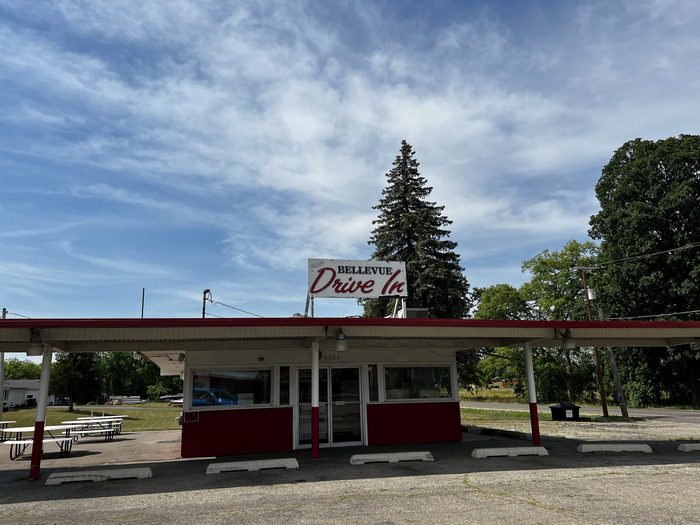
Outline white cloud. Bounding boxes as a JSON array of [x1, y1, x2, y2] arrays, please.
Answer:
[[56, 241, 177, 277], [0, 261, 87, 287], [1, 0, 699, 319]]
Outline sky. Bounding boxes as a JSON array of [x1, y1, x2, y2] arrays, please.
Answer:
[[1, 0, 700, 352]]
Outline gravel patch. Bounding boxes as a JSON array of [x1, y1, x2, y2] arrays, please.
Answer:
[[466, 418, 699, 441]]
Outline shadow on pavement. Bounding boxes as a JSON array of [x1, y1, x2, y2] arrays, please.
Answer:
[[1, 428, 698, 504]]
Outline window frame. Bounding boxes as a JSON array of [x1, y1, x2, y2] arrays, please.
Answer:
[[377, 363, 458, 403], [186, 366, 279, 410]]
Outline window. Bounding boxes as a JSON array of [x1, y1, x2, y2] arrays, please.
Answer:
[[384, 367, 452, 400], [192, 370, 272, 406]]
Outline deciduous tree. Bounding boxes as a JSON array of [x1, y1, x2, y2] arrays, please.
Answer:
[[98, 352, 182, 400], [589, 134, 700, 407], [50, 353, 101, 410], [4, 358, 41, 379]]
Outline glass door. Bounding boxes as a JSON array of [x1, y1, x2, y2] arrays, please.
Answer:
[[297, 367, 362, 447], [330, 367, 362, 444]]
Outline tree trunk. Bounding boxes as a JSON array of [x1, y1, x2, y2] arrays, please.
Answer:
[[692, 379, 700, 409], [563, 350, 574, 401]]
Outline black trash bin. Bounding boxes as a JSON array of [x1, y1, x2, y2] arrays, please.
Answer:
[[549, 402, 581, 421]]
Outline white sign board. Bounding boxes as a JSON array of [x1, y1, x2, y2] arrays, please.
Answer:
[[308, 259, 408, 298]]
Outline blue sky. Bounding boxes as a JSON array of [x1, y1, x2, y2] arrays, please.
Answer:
[[1, 0, 699, 342]]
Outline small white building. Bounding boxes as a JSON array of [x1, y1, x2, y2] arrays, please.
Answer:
[[2, 379, 55, 408]]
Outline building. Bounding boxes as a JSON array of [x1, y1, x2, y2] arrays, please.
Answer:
[[3, 316, 700, 468], [2, 379, 55, 408]]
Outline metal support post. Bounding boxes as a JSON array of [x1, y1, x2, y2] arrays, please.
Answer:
[[29, 346, 52, 480], [311, 341, 320, 459], [524, 344, 542, 447]]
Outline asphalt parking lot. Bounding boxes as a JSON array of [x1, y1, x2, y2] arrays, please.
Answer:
[[1, 429, 699, 524]]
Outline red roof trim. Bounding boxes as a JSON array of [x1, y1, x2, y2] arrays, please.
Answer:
[[2, 317, 700, 329]]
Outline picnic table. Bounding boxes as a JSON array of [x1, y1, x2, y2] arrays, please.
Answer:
[[1, 425, 83, 460], [77, 414, 128, 420], [0, 421, 17, 442], [61, 417, 124, 441]]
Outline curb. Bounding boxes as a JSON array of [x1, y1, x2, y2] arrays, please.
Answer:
[[471, 446, 549, 458], [577, 443, 653, 453]]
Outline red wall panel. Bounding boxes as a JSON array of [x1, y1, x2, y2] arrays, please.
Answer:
[[367, 402, 462, 446], [181, 407, 293, 457]]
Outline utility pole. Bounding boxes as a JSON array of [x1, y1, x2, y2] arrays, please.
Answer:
[[597, 306, 630, 418], [202, 290, 211, 319], [581, 270, 609, 417], [580, 270, 629, 418]]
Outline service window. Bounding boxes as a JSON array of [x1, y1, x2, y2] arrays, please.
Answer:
[[384, 366, 452, 400], [192, 370, 272, 406]]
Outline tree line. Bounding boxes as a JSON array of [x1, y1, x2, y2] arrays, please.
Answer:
[[4, 353, 182, 409], [365, 135, 700, 408]]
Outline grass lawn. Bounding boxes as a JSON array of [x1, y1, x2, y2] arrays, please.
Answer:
[[2, 405, 182, 432], [461, 407, 553, 423], [460, 407, 641, 425], [460, 387, 524, 403]]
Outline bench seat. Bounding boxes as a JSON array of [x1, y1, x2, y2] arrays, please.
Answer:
[[67, 428, 116, 441], [4, 437, 72, 446], [4, 437, 73, 460]]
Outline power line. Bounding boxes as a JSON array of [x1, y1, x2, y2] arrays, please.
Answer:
[[576, 241, 700, 271], [209, 299, 265, 318], [606, 308, 700, 320], [6, 312, 31, 319]]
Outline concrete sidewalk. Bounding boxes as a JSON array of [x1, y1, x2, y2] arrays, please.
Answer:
[[0, 430, 183, 473]]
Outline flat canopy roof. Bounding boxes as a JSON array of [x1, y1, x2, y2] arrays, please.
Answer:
[[3, 317, 699, 375], [2, 317, 700, 351]]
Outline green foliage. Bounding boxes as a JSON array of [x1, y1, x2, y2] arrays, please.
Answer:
[[476, 349, 526, 395], [146, 382, 171, 401], [456, 351, 481, 388], [50, 353, 101, 406], [472, 242, 601, 404], [473, 284, 531, 320], [363, 140, 472, 318], [98, 352, 182, 399], [590, 135, 700, 407], [520, 240, 599, 321], [535, 349, 596, 403], [3, 358, 41, 379]]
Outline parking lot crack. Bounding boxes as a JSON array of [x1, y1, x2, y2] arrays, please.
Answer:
[[463, 476, 576, 518]]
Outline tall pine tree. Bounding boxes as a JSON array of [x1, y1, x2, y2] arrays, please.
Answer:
[[363, 140, 471, 318]]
